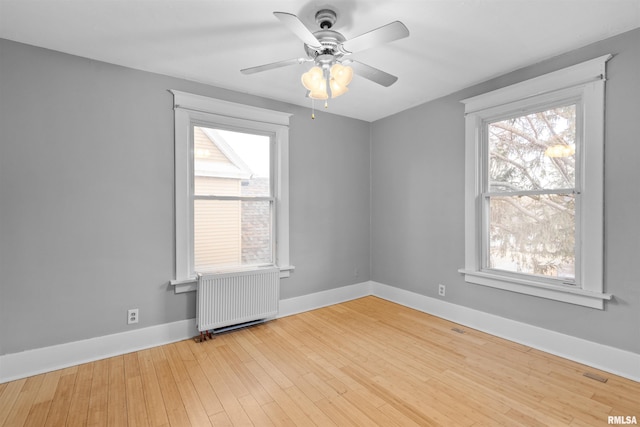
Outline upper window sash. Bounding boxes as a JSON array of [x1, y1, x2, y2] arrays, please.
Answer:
[[459, 55, 612, 309]]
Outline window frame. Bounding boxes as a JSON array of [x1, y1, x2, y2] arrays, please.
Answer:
[[170, 91, 293, 293], [459, 55, 612, 309]]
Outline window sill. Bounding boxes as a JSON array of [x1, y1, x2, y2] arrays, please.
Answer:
[[170, 265, 295, 294], [458, 269, 612, 309]]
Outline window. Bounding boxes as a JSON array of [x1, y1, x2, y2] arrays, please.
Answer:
[[193, 127, 273, 271], [486, 104, 578, 281], [170, 91, 292, 292], [460, 55, 612, 309]]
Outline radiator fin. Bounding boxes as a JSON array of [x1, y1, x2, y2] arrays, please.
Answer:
[[196, 267, 280, 332]]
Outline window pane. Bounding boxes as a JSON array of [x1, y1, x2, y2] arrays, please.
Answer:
[[194, 199, 272, 271], [488, 105, 576, 192], [488, 193, 575, 280], [193, 126, 271, 197]]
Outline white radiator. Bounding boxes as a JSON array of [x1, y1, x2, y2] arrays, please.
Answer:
[[196, 267, 280, 333]]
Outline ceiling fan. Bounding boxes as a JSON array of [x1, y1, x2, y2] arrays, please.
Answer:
[[241, 9, 409, 101]]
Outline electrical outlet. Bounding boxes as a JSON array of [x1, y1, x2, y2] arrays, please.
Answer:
[[128, 308, 139, 325], [438, 284, 446, 297]]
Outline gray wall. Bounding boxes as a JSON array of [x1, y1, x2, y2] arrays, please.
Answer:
[[371, 28, 640, 353], [0, 39, 371, 355]]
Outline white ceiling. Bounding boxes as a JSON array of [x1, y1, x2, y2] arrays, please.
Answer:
[[1, 0, 639, 122]]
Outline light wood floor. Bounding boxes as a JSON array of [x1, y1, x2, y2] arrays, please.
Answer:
[[1, 297, 638, 426]]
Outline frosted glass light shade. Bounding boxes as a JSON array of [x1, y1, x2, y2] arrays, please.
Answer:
[[329, 79, 348, 97], [302, 66, 328, 99], [309, 87, 329, 100], [301, 66, 324, 91], [330, 64, 353, 86]]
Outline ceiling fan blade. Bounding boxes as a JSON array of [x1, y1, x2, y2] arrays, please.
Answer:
[[347, 60, 398, 87], [340, 21, 409, 54], [273, 12, 322, 49], [241, 58, 307, 75]]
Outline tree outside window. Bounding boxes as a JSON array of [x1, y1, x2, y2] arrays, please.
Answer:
[[485, 104, 577, 282]]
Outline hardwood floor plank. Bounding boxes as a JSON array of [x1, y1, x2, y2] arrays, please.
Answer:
[[339, 366, 440, 426], [44, 369, 76, 426], [163, 343, 212, 426], [86, 359, 109, 427], [106, 357, 127, 427], [193, 349, 253, 426], [226, 334, 276, 406], [149, 347, 192, 427], [207, 411, 233, 427], [378, 404, 426, 427], [231, 331, 294, 390], [238, 393, 275, 426], [181, 356, 225, 417], [206, 344, 250, 398], [592, 391, 639, 414], [503, 408, 547, 427], [322, 394, 378, 426], [442, 369, 574, 425], [260, 401, 297, 427], [1, 376, 43, 427], [286, 374, 325, 403], [314, 397, 359, 427], [123, 353, 150, 427], [66, 363, 93, 426], [340, 390, 406, 427], [0, 378, 27, 426], [136, 349, 170, 427], [243, 361, 316, 426], [369, 373, 464, 426], [282, 383, 336, 426]]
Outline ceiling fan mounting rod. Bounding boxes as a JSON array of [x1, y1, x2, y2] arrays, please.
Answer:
[[315, 9, 337, 29]]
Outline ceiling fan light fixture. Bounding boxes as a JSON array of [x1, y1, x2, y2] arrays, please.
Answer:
[[308, 86, 329, 100], [302, 65, 329, 99], [301, 66, 324, 92], [329, 78, 349, 97], [330, 63, 353, 86], [302, 63, 352, 100]]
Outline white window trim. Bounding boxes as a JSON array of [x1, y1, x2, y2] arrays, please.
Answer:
[[169, 91, 294, 293], [459, 55, 613, 309]]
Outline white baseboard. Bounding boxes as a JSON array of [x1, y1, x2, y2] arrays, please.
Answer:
[[0, 319, 196, 384], [2, 280, 638, 383], [278, 281, 372, 318]]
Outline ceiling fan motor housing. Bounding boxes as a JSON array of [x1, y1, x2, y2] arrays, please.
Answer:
[[304, 9, 347, 65]]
